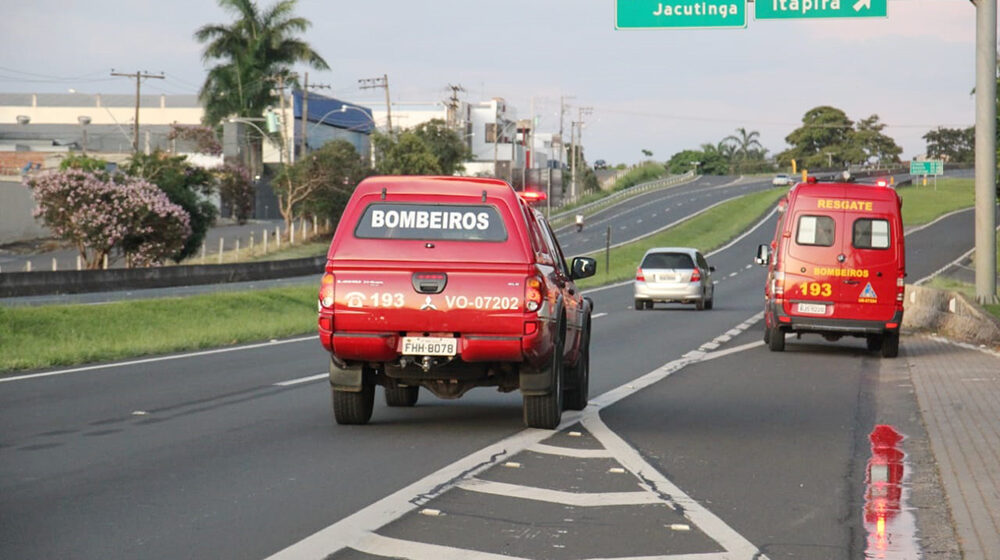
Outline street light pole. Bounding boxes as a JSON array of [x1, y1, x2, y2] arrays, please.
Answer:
[[974, 0, 998, 304]]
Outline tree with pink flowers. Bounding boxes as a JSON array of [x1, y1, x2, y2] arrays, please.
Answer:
[[25, 169, 191, 269]]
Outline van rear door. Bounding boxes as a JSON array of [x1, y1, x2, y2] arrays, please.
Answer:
[[837, 202, 900, 321], [785, 205, 842, 318]]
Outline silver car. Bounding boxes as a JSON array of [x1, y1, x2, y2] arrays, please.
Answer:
[[633, 247, 715, 311]]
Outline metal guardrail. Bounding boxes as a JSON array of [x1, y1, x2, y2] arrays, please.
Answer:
[[551, 170, 696, 222]]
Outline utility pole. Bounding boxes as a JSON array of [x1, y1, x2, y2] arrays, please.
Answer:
[[110, 70, 164, 153], [299, 72, 331, 158], [974, 0, 998, 303], [359, 74, 391, 132], [571, 106, 592, 199], [570, 120, 578, 200], [445, 84, 465, 129]]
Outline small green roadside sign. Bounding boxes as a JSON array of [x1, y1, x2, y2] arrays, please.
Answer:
[[910, 160, 944, 176], [755, 0, 887, 20], [616, 0, 747, 29]]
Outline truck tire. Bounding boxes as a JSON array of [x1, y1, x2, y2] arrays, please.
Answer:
[[524, 331, 564, 429], [880, 331, 899, 358], [385, 385, 419, 407], [767, 325, 785, 352], [332, 376, 375, 425], [564, 320, 590, 411]]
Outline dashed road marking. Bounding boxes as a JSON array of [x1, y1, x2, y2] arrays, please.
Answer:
[[274, 373, 327, 386]]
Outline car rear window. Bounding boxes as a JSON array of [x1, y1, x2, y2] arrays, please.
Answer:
[[853, 218, 890, 249], [641, 252, 694, 269], [354, 203, 508, 241], [796, 215, 835, 247]]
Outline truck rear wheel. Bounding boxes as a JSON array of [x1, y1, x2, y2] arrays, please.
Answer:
[[564, 321, 590, 411], [767, 326, 785, 352], [332, 377, 375, 425], [880, 331, 899, 358], [524, 332, 564, 429], [385, 385, 419, 407]]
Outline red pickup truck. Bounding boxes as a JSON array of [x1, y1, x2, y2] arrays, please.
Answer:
[[318, 176, 597, 429]]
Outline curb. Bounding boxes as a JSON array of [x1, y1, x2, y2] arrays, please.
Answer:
[[902, 284, 1000, 350]]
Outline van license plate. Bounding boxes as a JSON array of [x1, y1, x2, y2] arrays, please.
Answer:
[[402, 337, 457, 356], [797, 303, 826, 314]]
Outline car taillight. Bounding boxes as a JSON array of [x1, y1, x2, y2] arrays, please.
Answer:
[[690, 269, 700, 283], [319, 273, 335, 309], [635, 268, 645, 282], [772, 271, 785, 297], [525, 276, 543, 312]]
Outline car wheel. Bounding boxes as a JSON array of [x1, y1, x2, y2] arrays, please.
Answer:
[[695, 296, 706, 311], [564, 319, 590, 411], [634, 298, 644, 311], [524, 329, 564, 429], [880, 331, 899, 358], [384, 385, 419, 407], [332, 375, 375, 425], [705, 293, 714, 310], [866, 334, 883, 352], [767, 325, 785, 352]]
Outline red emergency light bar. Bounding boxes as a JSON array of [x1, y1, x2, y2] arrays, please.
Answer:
[[519, 190, 547, 203]]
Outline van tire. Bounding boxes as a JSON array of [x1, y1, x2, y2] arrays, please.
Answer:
[[866, 334, 883, 352], [767, 326, 785, 352], [524, 331, 564, 429], [385, 385, 419, 407], [332, 382, 375, 425], [880, 332, 899, 358], [564, 320, 590, 411]]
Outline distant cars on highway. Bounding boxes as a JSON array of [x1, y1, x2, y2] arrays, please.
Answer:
[[633, 247, 715, 311], [772, 173, 794, 187], [594, 159, 607, 170]]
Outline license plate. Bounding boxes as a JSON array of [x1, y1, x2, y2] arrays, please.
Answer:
[[657, 273, 678, 282], [401, 337, 457, 356], [797, 302, 827, 314]]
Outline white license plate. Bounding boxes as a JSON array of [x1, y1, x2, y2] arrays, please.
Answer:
[[656, 274, 678, 282], [797, 302, 827, 314], [401, 337, 457, 356]]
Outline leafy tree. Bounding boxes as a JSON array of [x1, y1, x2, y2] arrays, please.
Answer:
[[722, 127, 768, 172], [372, 131, 441, 175], [412, 119, 471, 175], [778, 106, 856, 169], [25, 169, 190, 268], [168, 124, 223, 156], [194, 0, 329, 126], [124, 151, 218, 262], [216, 162, 255, 223], [59, 154, 110, 173], [667, 148, 727, 175], [851, 115, 902, 165], [274, 139, 369, 230], [923, 126, 974, 163], [641, 149, 653, 159]]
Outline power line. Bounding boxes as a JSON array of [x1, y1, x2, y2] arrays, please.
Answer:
[[110, 70, 165, 153]]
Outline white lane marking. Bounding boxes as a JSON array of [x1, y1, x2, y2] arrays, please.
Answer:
[[457, 479, 661, 507], [728, 272, 738, 278], [905, 206, 973, 235], [706, 205, 778, 258], [913, 222, 1000, 285], [583, 415, 764, 559], [592, 312, 608, 319], [637, 218, 643, 224], [274, 373, 327, 387], [265, 313, 769, 560], [0, 335, 319, 384], [701, 341, 765, 362], [745, 264, 752, 269], [529, 443, 613, 458]]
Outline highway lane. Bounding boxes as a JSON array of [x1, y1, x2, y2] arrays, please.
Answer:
[[0, 180, 975, 559]]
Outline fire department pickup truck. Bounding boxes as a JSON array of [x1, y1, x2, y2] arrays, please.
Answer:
[[317, 176, 597, 429], [755, 177, 905, 357]]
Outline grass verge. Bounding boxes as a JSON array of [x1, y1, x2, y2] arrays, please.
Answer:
[[0, 286, 317, 372], [898, 178, 975, 226]]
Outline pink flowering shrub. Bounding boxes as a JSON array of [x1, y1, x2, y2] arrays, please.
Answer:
[[25, 169, 191, 269], [215, 162, 254, 224]]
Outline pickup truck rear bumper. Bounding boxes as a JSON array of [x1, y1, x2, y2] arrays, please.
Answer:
[[320, 329, 547, 367]]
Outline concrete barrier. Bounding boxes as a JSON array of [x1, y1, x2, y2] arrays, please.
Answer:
[[903, 284, 1000, 348], [0, 257, 325, 298]]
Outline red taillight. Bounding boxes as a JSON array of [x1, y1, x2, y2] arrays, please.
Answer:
[[636, 268, 645, 282], [525, 276, 543, 312], [319, 273, 335, 308], [690, 269, 701, 283], [772, 271, 785, 297], [519, 190, 547, 203], [876, 179, 888, 187]]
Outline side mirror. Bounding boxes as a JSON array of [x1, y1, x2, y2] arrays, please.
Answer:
[[570, 256, 597, 280], [755, 244, 771, 266]]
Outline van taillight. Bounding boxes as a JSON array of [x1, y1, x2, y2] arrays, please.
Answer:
[[525, 276, 543, 312], [636, 268, 645, 282], [896, 274, 905, 303], [319, 273, 335, 309], [772, 271, 785, 297], [690, 269, 701, 283]]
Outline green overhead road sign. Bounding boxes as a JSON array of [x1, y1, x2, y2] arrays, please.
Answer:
[[616, 0, 747, 29], [910, 160, 944, 176], [756, 0, 886, 19]]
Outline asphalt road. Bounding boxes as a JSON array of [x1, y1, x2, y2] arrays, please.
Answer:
[[0, 173, 981, 559]]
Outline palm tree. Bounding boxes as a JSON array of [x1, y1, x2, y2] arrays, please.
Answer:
[[723, 127, 764, 172], [194, 0, 329, 126]]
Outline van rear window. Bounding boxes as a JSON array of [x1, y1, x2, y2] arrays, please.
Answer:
[[354, 203, 508, 241], [853, 218, 890, 249], [796, 215, 835, 247]]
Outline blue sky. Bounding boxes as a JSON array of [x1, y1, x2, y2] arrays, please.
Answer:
[[0, 0, 988, 165]]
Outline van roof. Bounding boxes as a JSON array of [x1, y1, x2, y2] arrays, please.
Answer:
[[788, 181, 900, 202], [354, 175, 516, 200]]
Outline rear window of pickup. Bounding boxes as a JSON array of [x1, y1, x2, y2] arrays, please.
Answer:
[[354, 203, 508, 242]]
